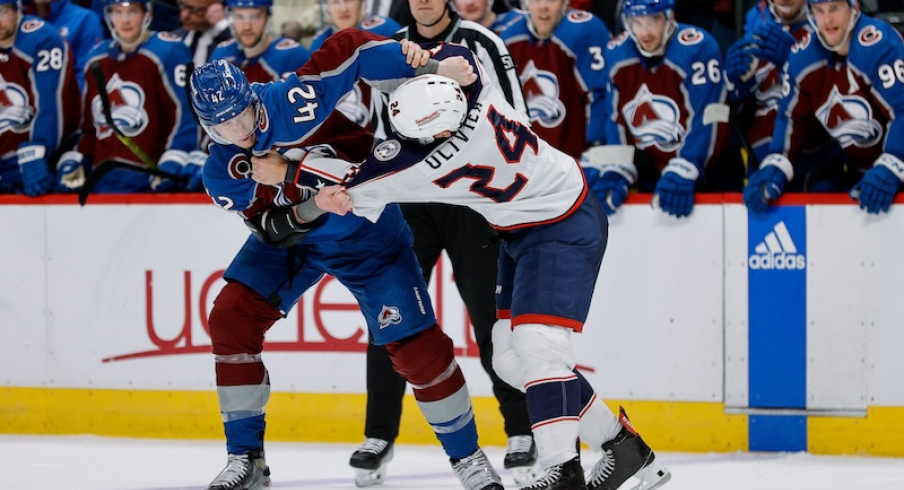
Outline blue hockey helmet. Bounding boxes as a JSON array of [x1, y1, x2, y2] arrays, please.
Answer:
[[190, 59, 261, 145], [621, 0, 674, 18], [0, 0, 20, 10]]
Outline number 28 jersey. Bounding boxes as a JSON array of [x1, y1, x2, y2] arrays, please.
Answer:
[[345, 49, 587, 231]]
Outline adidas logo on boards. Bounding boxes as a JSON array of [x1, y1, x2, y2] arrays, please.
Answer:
[[749, 221, 806, 270]]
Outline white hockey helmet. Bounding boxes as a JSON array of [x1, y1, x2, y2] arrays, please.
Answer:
[[388, 75, 468, 142]]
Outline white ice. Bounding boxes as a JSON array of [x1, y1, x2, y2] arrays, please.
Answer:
[[4, 435, 904, 490]]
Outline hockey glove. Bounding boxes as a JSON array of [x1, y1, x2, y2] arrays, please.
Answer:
[[653, 158, 698, 218], [744, 154, 793, 214], [752, 21, 795, 67], [580, 145, 638, 215], [725, 39, 761, 85], [593, 172, 630, 215], [18, 144, 54, 197], [151, 150, 188, 192], [56, 151, 87, 191], [182, 150, 207, 191], [851, 154, 904, 214]]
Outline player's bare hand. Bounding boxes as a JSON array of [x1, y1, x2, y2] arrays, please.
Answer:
[[314, 184, 353, 215], [437, 56, 476, 86], [400, 39, 430, 68], [251, 151, 288, 186]]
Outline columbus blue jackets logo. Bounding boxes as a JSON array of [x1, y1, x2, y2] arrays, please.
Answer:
[[92, 73, 149, 138], [622, 84, 683, 151], [378, 306, 402, 329], [520, 60, 566, 129], [0, 75, 34, 134], [815, 86, 883, 148], [374, 139, 401, 161]]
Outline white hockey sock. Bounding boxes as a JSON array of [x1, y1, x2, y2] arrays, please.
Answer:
[[579, 394, 622, 450]]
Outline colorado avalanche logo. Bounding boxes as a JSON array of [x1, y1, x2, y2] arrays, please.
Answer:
[[228, 154, 253, 179], [92, 73, 149, 138], [816, 86, 883, 148], [336, 85, 369, 127], [0, 75, 34, 134], [378, 306, 402, 329], [622, 84, 683, 151], [520, 60, 566, 129], [858, 26, 882, 47], [754, 66, 783, 115]]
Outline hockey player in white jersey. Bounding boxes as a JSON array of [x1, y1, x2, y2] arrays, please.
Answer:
[[252, 43, 672, 490]]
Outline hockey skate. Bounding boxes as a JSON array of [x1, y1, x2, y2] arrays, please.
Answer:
[[349, 438, 394, 487], [504, 435, 542, 485], [518, 456, 586, 490], [586, 408, 671, 490], [207, 449, 270, 490], [451, 447, 504, 490]]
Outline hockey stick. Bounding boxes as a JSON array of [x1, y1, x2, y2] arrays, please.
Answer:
[[89, 61, 157, 169], [78, 159, 188, 206]]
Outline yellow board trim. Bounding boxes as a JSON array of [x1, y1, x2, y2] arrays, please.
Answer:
[[3, 388, 902, 456]]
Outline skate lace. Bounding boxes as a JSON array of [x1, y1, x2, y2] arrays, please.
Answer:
[[452, 449, 501, 490], [588, 449, 616, 486], [210, 453, 251, 486], [521, 464, 563, 489], [506, 435, 534, 455], [356, 438, 389, 455]]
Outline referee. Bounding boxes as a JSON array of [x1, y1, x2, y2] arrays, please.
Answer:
[[350, 0, 539, 487]]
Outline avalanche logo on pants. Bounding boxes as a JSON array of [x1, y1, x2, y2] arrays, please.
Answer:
[[378, 306, 402, 329]]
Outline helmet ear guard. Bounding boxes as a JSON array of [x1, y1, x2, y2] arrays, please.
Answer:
[[388, 75, 468, 143]]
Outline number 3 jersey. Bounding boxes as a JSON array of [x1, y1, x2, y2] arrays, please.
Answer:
[[344, 46, 587, 231]]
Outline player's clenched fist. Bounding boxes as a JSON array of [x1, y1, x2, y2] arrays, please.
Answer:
[[315, 184, 353, 215]]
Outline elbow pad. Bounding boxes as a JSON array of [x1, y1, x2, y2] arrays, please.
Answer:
[[244, 207, 314, 248]]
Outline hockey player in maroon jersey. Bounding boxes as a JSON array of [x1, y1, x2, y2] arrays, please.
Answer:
[[0, 0, 80, 196], [601, 0, 730, 218], [724, 0, 813, 167], [56, 0, 202, 194], [209, 0, 310, 83], [743, 0, 904, 214]]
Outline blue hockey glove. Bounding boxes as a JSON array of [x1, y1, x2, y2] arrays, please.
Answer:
[[183, 150, 207, 191], [580, 145, 637, 215], [851, 154, 904, 214], [17, 144, 54, 197], [725, 39, 761, 85], [56, 151, 87, 192], [151, 150, 188, 192], [752, 21, 795, 67], [743, 154, 793, 214], [593, 172, 630, 215], [653, 158, 698, 218]]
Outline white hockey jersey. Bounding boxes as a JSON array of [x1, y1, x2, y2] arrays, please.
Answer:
[[343, 71, 587, 230]]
